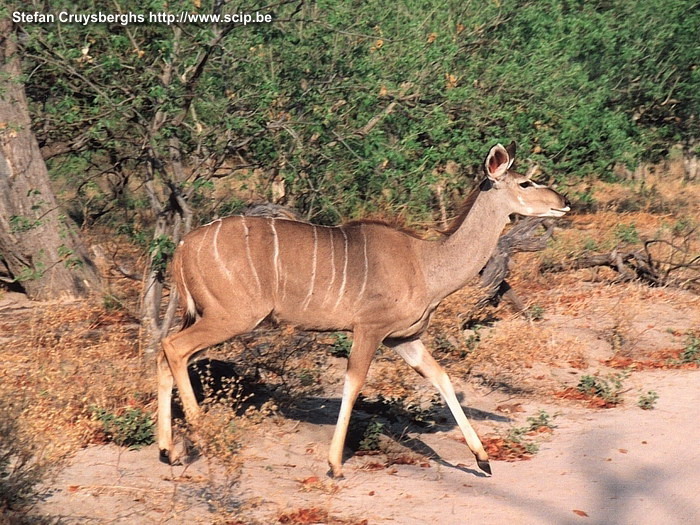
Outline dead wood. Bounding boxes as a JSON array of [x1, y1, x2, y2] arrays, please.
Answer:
[[541, 234, 700, 291], [476, 217, 556, 312]]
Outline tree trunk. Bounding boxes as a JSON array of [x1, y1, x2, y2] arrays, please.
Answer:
[[0, 19, 101, 300]]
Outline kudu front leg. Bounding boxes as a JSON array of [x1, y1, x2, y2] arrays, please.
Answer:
[[328, 330, 381, 478], [389, 338, 491, 475]]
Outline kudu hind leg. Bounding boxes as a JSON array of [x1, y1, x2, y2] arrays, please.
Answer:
[[159, 315, 258, 464], [391, 339, 491, 474], [157, 351, 175, 462]]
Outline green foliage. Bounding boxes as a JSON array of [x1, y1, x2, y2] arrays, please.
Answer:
[[9, 215, 42, 234], [15, 0, 700, 229], [91, 406, 155, 449], [527, 304, 545, 321], [358, 417, 385, 451], [615, 224, 641, 244], [328, 332, 352, 358], [464, 324, 484, 353], [148, 235, 176, 275], [577, 371, 629, 405], [12, 261, 45, 283], [297, 369, 317, 387], [525, 410, 556, 431], [505, 410, 557, 455], [637, 390, 659, 410], [674, 333, 700, 364], [57, 244, 84, 269]]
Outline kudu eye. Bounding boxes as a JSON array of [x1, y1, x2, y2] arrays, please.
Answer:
[[519, 180, 534, 189]]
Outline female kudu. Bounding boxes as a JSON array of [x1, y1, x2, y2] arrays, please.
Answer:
[[157, 142, 569, 477]]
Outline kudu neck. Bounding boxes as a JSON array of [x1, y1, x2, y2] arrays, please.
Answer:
[[422, 187, 511, 301]]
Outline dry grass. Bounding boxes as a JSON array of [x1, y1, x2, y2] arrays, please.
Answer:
[[0, 301, 149, 457], [0, 299, 152, 520], [464, 320, 584, 372]]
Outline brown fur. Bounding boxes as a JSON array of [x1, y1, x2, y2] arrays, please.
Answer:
[[439, 179, 490, 236]]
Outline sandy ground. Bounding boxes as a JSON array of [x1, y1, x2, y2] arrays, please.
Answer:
[[36, 367, 700, 524]]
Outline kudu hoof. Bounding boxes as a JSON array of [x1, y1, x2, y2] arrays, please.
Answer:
[[327, 466, 345, 479], [159, 448, 182, 465], [477, 458, 492, 475]]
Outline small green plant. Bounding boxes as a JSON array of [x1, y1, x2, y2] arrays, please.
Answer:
[[102, 293, 124, 311], [582, 237, 599, 252], [671, 217, 695, 236], [577, 371, 629, 405], [92, 407, 155, 449], [615, 224, 640, 244], [573, 189, 596, 210], [525, 410, 556, 431], [297, 369, 317, 387], [464, 324, 483, 352], [358, 418, 385, 451], [675, 333, 700, 364], [637, 391, 659, 410], [503, 410, 557, 456], [527, 304, 545, 321], [329, 332, 352, 358]]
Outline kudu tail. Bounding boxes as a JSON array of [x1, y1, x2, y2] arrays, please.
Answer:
[[172, 245, 196, 330]]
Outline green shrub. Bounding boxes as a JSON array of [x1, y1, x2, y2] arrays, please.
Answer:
[[676, 334, 700, 364], [328, 333, 352, 358], [92, 406, 155, 449], [358, 418, 385, 452], [577, 371, 629, 405], [637, 391, 659, 410]]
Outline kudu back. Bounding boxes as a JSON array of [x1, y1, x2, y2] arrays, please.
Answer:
[[157, 142, 569, 477]]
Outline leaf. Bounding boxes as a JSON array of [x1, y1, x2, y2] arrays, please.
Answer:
[[298, 476, 320, 486], [573, 509, 589, 517]]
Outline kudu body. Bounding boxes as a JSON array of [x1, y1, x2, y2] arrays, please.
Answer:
[[157, 142, 569, 477]]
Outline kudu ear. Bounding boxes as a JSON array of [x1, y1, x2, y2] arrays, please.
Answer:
[[484, 142, 516, 181]]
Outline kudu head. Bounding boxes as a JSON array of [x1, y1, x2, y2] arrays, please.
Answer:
[[483, 142, 570, 218]]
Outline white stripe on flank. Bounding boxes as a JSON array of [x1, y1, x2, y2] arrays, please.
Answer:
[[270, 218, 280, 296], [180, 263, 196, 319], [328, 228, 336, 288], [356, 225, 369, 303], [334, 227, 349, 308], [242, 217, 262, 294], [197, 222, 210, 262], [302, 226, 318, 310], [212, 219, 235, 285], [321, 227, 336, 306]]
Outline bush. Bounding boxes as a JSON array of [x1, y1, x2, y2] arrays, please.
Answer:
[[577, 371, 629, 406], [92, 406, 155, 449], [18, 0, 699, 231], [637, 391, 659, 410]]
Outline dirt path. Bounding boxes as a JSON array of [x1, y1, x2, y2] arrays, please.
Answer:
[[37, 368, 700, 524]]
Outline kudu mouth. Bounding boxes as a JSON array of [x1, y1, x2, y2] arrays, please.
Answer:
[[545, 206, 570, 217], [543, 194, 570, 218]]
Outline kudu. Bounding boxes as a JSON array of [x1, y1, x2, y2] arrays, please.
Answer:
[[157, 142, 569, 477]]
